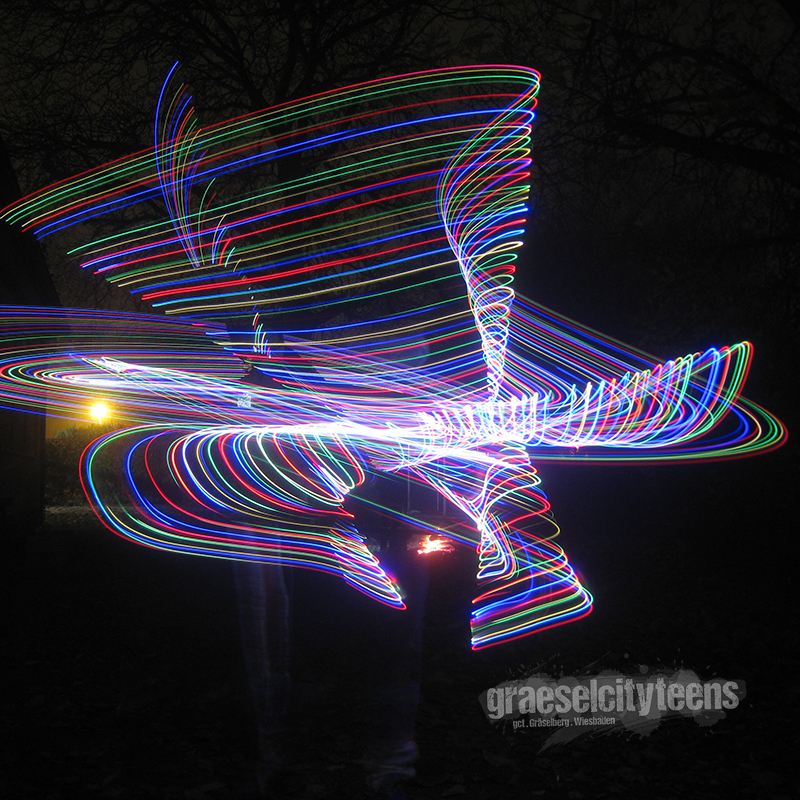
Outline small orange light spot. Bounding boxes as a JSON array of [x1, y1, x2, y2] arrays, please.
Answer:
[[417, 535, 455, 555]]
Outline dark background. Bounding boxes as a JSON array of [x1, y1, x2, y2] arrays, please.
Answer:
[[1, 1, 797, 797]]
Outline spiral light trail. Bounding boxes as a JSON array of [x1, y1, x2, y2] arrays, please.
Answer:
[[0, 66, 785, 648]]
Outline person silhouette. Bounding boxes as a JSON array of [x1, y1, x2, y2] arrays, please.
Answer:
[[232, 333, 435, 799]]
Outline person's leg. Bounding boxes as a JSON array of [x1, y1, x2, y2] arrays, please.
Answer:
[[232, 561, 291, 791], [362, 536, 429, 798]]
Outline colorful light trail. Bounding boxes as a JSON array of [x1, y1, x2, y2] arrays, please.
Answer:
[[0, 66, 786, 648]]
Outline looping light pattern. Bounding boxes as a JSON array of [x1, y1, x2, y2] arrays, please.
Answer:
[[0, 66, 786, 648]]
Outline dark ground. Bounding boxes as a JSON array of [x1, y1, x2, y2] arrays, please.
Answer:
[[2, 449, 798, 800]]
